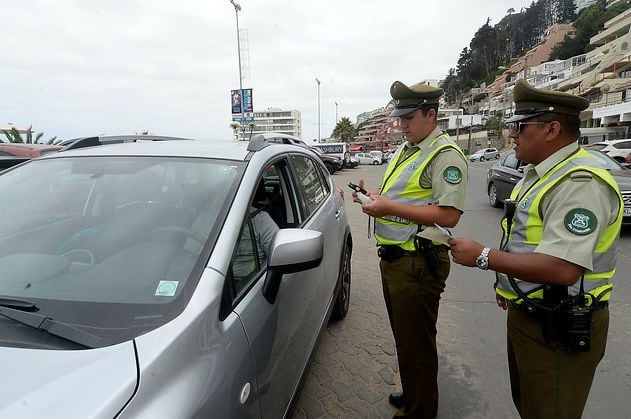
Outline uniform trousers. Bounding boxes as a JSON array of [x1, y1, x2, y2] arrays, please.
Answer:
[[507, 305, 609, 419], [380, 247, 450, 419]]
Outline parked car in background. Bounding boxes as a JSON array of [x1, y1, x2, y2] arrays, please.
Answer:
[[352, 152, 382, 165], [587, 139, 631, 162], [0, 143, 63, 158], [487, 149, 631, 224], [0, 135, 352, 418], [310, 147, 343, 173], [369, 150, 387, 164], [469, 147, 500, 162]]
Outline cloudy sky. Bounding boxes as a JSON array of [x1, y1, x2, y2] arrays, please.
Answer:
[[1, 0, 533, 143]]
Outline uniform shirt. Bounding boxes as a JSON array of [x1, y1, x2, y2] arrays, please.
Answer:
[[399, 126, 468, 212], [517, 143, 620, 271]]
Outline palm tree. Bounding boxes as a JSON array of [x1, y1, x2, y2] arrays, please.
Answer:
[[332, 117, 356, 143], [1, 126, 56, 144]]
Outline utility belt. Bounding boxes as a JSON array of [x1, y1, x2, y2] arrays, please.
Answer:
[[378, 238, 448, 276], [511, 299, 608, 316], [510, 292, 608, 352]]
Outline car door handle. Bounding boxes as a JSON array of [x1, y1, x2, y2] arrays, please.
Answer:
[[335, 208, 343, 219]]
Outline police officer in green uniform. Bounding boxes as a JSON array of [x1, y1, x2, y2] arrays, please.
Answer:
[[359, 81, 468, 418], [449, 79, 623, 419]]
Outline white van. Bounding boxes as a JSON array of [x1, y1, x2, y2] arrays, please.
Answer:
[[312, 143, 351, 168]]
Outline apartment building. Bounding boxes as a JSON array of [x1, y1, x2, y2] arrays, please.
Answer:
[[232, 108, 301, 141]]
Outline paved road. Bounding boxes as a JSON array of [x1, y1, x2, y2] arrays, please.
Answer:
[[293, 161, 631, 419]]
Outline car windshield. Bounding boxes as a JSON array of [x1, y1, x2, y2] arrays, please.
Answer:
[[0, 156, 243, 345]]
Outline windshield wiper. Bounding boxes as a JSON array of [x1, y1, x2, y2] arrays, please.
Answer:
[[0, 302, 110, 348], [0, 298, 38, 312]]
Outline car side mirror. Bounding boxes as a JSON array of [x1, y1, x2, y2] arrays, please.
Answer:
[[262, 229, 323, 304], [517, 166, 524, 173]]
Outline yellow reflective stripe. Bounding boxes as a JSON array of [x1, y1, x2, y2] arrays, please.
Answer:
[[495, 286, 544, 302], [584, 268, 616, 280]]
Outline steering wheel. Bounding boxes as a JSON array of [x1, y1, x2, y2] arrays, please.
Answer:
[[149, 226, 206, 246]]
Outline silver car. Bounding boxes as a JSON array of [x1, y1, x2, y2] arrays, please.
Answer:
[[0, 136, 352, 418], [469, 147, 500, 162]]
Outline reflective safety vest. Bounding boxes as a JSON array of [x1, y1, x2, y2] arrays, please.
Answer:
[[495, 148, 623, 305], [374, 133, 465, 251]]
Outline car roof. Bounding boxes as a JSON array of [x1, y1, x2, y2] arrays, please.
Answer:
[[48, 139, 253, 161], [42, 135, 313, 163]]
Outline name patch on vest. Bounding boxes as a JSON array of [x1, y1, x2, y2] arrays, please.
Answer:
[[382, 215, 411, 225], [443, 166, 462, 184], [564, 208, 597, 235]]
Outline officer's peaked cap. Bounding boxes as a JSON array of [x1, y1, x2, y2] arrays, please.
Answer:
[[390, 81, 443, 117], [506, 79, 589, 123]]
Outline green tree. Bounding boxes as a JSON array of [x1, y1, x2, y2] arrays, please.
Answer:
[[332, 117, 356, 142], [550, 0, 631, 60]]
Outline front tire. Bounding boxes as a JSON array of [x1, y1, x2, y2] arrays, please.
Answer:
[[480, 156, 485, 162], [488, 183, 502, 208], [330, 242, 351, 321], [325, 162, 335, 174]]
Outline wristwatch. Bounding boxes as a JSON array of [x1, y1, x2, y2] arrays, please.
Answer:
[[475, 247, 491, 270]]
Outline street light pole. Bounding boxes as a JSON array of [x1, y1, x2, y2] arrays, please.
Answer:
[[335, 101, 338, 124], [230, 0, 244, 140], [316, 78, 321, 142]]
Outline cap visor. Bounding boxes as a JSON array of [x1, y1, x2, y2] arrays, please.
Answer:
[[389, 107, 418, 117], [505, 112, 547, 123]]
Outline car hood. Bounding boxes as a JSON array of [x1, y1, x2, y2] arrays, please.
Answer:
[[0, 341, 137, 418]]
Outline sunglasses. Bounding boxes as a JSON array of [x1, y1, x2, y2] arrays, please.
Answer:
[[507, 120, 553, 133]]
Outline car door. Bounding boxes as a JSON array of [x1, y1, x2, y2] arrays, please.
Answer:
[[233, 157, 327, 418]]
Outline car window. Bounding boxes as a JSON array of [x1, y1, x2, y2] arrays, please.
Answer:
[[614, 141, 631, 149], [503, 152, 520, 170], [290, 155, 328, 217], [590, 144, 607, 151], [232, 222, 258, 287]]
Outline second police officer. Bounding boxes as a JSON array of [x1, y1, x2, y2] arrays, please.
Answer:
[[449, 79, 623, 419]]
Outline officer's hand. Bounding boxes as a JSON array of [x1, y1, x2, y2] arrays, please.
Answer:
[[361, 194, 388, 217], [495, 293, 508, 310], [447, 237, 485, 267]]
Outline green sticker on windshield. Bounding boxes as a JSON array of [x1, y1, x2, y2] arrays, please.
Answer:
[[564, 208, 597, 235], [155, 280, 179, 297], [443, 166, 462, 184]]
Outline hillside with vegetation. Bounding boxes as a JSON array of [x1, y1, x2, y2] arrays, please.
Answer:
[[442, 0, 631, 104]]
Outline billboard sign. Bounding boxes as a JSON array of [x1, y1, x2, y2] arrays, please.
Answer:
[[231, 88, 253, 115]]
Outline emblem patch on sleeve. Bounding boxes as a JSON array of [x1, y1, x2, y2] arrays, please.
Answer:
[[564, 208, 597, 235], [443, 166, 462, 184]]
